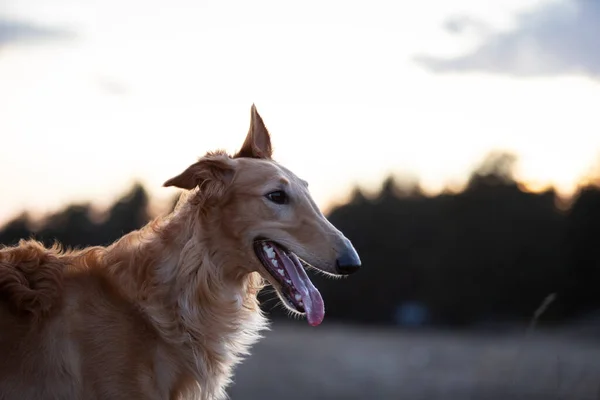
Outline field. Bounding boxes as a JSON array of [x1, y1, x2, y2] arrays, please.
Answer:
[[228, 322, 600, 400]]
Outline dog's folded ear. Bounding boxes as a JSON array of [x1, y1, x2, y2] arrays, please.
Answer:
[[234, 104, 273, 159], [163, 152, 234, 203]]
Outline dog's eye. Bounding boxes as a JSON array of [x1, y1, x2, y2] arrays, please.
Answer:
[[266, 190, 288, 205]]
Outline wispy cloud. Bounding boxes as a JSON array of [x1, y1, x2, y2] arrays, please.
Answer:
[[0, 18, 73, 48], [96, 76, 129, 96], [414, 0, 600, 79]]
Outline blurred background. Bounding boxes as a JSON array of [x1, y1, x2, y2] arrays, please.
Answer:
[[2, 0, 600, 398]]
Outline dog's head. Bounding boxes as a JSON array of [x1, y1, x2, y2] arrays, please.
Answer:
[[163, 105, 361, 326]]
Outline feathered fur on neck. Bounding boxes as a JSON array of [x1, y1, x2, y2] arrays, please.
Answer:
[[101, 192, 268, 400]]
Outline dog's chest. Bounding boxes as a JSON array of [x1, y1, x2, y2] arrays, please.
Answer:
[[171, 299, 268, 400]]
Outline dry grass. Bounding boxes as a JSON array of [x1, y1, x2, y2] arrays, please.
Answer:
[[228, 322, 600, 400]]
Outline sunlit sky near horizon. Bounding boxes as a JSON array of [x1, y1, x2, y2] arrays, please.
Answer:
[[2, 0, 600, 225]]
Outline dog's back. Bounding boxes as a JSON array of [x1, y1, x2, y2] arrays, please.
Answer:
[[0, 240, 73, 399], [0, 240, 167, 400], [0, 240, 65, 321]]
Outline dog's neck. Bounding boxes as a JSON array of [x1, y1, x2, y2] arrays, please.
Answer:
[[103, 195, 268, 400]]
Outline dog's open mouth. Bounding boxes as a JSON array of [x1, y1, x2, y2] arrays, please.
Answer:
[[253, 240, 325, 326]]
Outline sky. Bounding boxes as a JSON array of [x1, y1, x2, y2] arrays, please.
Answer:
[[1, 0, 600, 225]]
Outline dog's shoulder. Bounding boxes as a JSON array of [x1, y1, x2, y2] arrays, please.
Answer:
[[0, 239, 67, 321]]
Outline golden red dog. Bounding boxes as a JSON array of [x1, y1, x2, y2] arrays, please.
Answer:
[[0, 105, 361, 400]]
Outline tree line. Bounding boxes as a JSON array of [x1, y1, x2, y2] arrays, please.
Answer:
[[1, 152, 599, 329]]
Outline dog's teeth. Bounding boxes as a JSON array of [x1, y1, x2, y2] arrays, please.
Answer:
[[272, 259, 278, 267], [295, 293, 302, 302], [286, 279, 292, 284], [264, 246, 276, 259], [278, 269, 285, 276]]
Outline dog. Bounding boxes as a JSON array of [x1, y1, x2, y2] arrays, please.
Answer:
[[0, 105, 361, 400]]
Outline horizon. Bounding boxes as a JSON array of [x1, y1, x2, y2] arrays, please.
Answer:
[[2, 0, 600, 226]]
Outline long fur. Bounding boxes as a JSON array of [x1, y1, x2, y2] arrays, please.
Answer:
[[0, 193, 267, 400]]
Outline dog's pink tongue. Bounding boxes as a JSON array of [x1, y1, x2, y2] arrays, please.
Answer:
[[279, 251, 325, 326]]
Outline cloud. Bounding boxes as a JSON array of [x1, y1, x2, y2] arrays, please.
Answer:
[[0, 18, 73, 48], [96, 76, 129, 96], [414, 0, 600, 78]]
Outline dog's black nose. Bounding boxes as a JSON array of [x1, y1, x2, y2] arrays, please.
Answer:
[[335, 240, 361, 275]]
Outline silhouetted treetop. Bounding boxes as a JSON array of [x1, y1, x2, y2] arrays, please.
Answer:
[[467, 151, 519, 190]]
